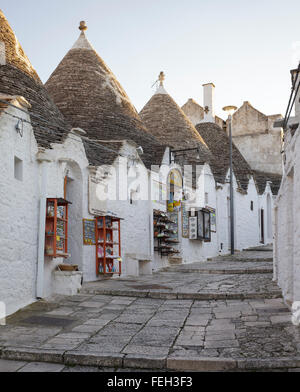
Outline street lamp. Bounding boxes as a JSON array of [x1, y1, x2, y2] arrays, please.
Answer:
[[223, 105, 237, 255]]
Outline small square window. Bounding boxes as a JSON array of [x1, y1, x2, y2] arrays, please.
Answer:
[[14, 156, 23, 181]]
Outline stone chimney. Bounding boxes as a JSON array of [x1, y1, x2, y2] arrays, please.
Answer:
[[202, 83, 215, 123]]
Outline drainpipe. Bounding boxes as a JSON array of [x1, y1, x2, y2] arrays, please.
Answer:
[[36, 148, 52, 299]]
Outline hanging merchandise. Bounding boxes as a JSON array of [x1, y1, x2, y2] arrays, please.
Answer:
[[153, 210, 180, 257], [168, 202, 174, 212]]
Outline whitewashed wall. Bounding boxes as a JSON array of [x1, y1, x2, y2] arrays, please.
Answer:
[[182, 164, 219, 263], [0, 102, 39, 316], [274, 124, 300, 306], [41, 131, 90, 296]]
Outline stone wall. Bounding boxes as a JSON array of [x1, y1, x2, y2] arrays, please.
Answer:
[[231, 102, 282, 175]]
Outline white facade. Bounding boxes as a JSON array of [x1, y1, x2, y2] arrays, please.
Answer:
[[274, 70, 300, 307]]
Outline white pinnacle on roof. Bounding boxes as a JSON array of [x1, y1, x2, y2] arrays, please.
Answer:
[[155, 71, 168, 95], [72, 21, 95, 51]]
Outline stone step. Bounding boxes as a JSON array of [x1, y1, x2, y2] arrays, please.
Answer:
[[168, 257, 183, 265], [218, 257, 273, 263], [80, 287, 282, 300], [160, 267, 273, 275], [244, 246, 273, 252], [1, 347, 300, 372]]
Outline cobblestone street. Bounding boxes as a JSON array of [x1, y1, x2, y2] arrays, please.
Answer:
[[1, 248, 300, 372]]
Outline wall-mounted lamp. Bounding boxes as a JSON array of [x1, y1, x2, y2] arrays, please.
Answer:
[[136, 146, 144, 156], [15, 119, 23, 138]]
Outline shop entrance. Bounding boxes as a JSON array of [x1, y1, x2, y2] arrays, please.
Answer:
[[64, 162, 83, 270]]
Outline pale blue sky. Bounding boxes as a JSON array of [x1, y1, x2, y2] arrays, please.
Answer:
[[2, 0, 300, 118]]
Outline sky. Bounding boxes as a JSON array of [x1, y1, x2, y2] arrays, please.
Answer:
[[1, 0, 300, 118]]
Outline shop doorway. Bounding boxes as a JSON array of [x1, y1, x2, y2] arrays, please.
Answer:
[[267, 194, 272, 243], [260, 209, 265, 244], [64, 162, 83, 270]]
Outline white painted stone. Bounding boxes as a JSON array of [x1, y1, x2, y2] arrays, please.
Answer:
[[52, 271, 83, 296]]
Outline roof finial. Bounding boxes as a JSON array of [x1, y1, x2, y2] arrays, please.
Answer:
[[79, 21, 88, 32], [159, 71, 165, 86]]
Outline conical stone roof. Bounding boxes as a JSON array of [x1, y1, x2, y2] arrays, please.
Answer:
[[139, 76, 212, 165], [0, 10, 69, 147], [196, 122, 252, 190], [45, 22, 166, 169]]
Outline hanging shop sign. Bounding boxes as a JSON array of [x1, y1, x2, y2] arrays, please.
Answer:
[[83, 219, 96, 246]]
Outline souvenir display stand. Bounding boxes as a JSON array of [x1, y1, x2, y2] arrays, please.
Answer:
[[45, 198, 70, 258], [96, 216, 122, 276], [153, 210, 180, 257]]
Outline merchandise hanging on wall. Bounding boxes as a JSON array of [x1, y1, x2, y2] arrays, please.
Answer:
[[153, 210, 180, 257], [83, 219, 96, 245], [181, 202, 189, 238]]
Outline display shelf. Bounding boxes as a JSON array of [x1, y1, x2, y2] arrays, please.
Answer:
[[45, 198, 70, 259], [153, 210, 180, 258], [96, 216, 122, 276]]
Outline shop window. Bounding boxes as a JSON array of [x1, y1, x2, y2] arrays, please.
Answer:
[[14, 156, 23, 181], [197, 209, 211, 242]]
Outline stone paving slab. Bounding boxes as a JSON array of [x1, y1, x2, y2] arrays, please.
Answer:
[[0, 359, 27, 372]]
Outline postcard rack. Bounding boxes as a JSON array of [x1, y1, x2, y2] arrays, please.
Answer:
[[45, 198, 70, 259], [96, 216, 122, 276]]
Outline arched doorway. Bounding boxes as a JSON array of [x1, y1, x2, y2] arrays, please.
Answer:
[[167, 169, 183, 211], [64, 161, 83, 270]]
